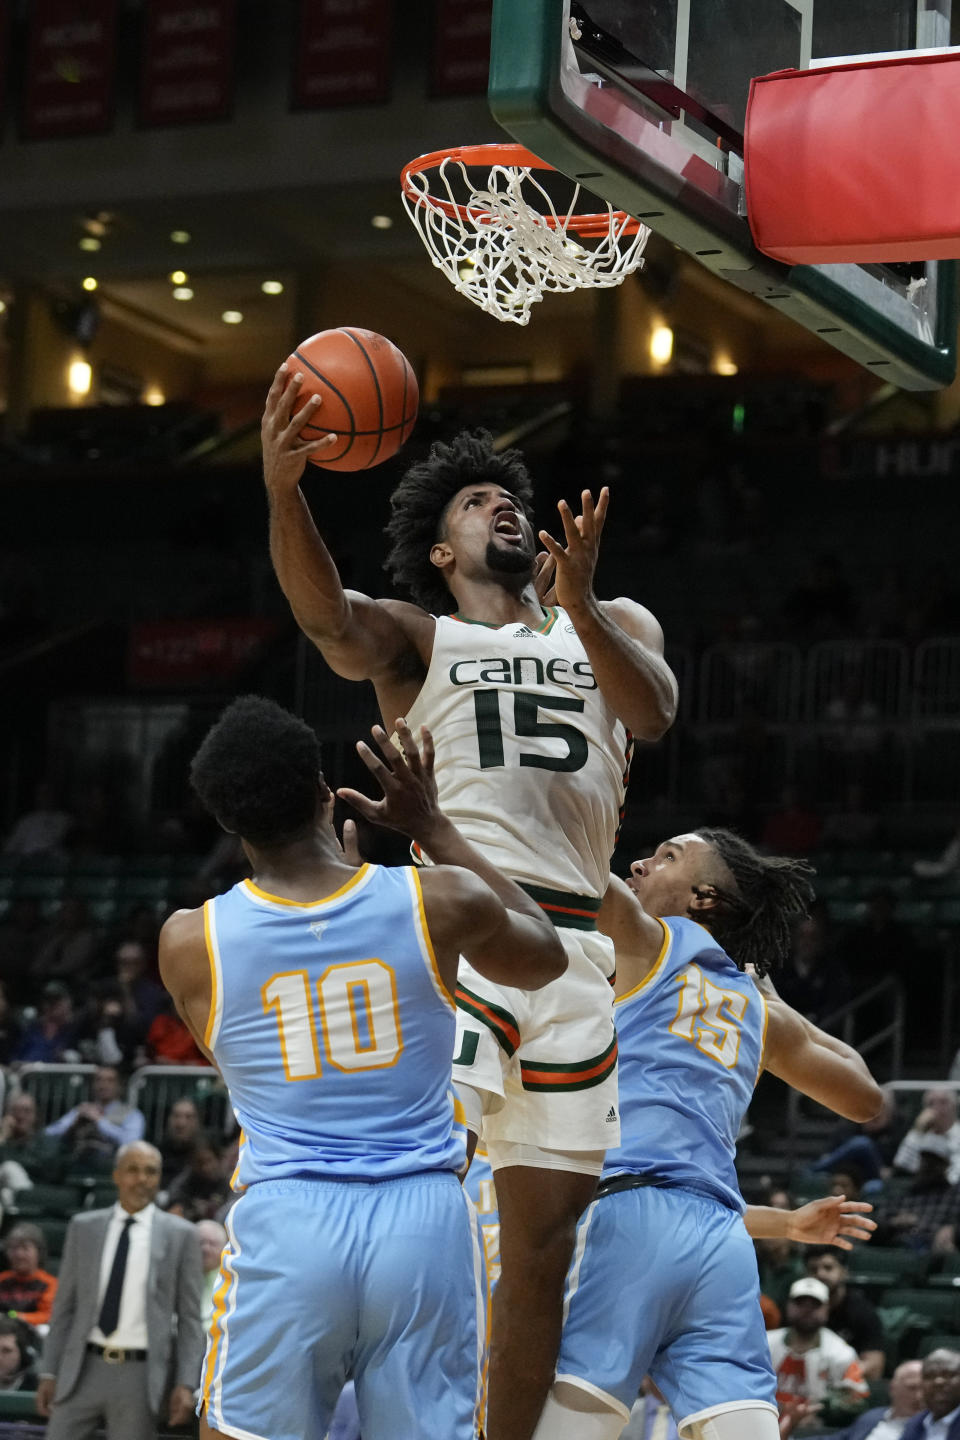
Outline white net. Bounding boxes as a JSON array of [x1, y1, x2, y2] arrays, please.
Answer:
[[401, 149, 651, 325]]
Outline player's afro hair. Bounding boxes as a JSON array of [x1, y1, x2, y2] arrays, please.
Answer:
[[190, 695, 322, 848], [384, 428, 535, 614], [694, 827, 815, 978]]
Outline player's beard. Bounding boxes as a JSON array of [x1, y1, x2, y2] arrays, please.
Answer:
[[485, 537, 534, 580]]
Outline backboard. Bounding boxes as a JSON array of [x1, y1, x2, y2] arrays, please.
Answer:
[[488, 0, 958, 389]]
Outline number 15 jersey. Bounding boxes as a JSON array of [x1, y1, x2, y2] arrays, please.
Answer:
[[404, 606, 633, 903]]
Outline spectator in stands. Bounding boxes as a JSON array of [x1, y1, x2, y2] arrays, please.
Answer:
[[804, 1247, 886, 1380], [842, 888, 919, 996], [895, 1090, 960, 1186], [875, 1134, 960, 1252], [33, 898, 100, 988], [194, 1218, 227, 1326], [0, 900, 46, 1005], [828, 1167, 865, 1202], [76, 987, 149, 1071], [768, 1277, 869, 1430], [165, 1140, 230, 1223], [778, 901, 850, 1024], [44, 1065, 145, 1156], [782, 554, 856, 640], [0, 982, 22, 1067], [144, 995, 204, 1067], [2, 782, 73, 859], [899, 1349, 960, 1440], [113, 940, 164, 1030], [815, 1090, 907, 1185], [159, 1099, 204, 1190], [761, 785, 823, 857], [810, 1358, 924, 1440], [0, 1094, 60, 1186], [0, 1316, 39, 1392], [0, 1224, 58, 1328], [12, 983, 78, 1065]]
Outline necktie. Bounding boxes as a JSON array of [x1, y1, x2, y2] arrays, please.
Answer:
[[98, 1216, 134, 1337]]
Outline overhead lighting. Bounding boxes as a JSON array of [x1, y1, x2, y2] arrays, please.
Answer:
[[650, 324, 674, 365], [0, 301, 6, 315], [68, 359, 92, 396], [222, 310, 243, 324], [82, 276, 98, 292], [261, 280, 284, 295], [170, 229, 191, 244], [169, 269, 188, 285], [371, 214, 393, 230], [715, 355, 739, 376], [172, 286, 194, 301], [143, 386, 166, 406], [78, 236, 101, 252]]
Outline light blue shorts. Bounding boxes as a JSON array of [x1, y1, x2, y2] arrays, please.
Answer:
[[201, 1172, 485, 1440], [557, 1182, 777, 1430]]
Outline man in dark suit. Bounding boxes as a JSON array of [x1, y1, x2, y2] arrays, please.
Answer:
[[37, 1139, 204, 1440], [816, 1359, 923, 1439], [900, 1350, 960, 1440]]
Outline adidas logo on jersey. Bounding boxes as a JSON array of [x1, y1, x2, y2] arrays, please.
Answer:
[[606, 1106, 618, 1123], [514, 625, 534, 636]]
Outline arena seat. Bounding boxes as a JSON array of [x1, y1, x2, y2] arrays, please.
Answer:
[[847, 1247, 930, 1292], [15, 1066, 97, 1128]]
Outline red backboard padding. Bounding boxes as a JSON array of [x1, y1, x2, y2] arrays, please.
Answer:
[[745, 52, 960, 265]]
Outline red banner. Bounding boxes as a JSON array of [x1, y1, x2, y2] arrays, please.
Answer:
[[22, 0, 118, 140], [431, 0, 491, 97], [128, 619, 279, 688], [292, 0, 393, 109], [139, 0, 236, 127]]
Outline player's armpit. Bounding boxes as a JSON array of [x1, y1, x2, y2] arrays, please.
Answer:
[[157, 908, 219, 1068], [761, 999, 883, 1122], [598, 874, 664, 991], [422, 867, 566, 992]]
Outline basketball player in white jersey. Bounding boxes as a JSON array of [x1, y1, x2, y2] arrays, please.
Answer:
[[262, 365, 678, 1440]]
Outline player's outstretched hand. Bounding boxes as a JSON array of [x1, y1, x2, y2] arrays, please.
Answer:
[[261, 363, 338, 494], [337, 720, 442, 843], [787, 1194, 876, 1250], [537, 487, 609, 615]]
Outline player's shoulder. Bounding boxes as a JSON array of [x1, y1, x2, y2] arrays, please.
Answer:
[[599, 596, 666, 648], [374, 596, 437, 636], [419, 864, 492, 912], [159, 904, 205, 946]]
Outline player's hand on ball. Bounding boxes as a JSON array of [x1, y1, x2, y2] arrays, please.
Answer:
[[787, 1194, 876, 1249], [261, 364, 338, 493], [337, 720, 442, 843], [538, 487, 609, 614]]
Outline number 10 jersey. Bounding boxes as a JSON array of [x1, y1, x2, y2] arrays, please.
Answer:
[[404, 606, 633, 905]]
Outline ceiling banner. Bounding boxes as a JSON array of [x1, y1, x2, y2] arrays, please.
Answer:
[[431, 0, 492, 98], [140, 0, 237, 128], [292, 0, 393, 109], [22, 0, 119, 140]]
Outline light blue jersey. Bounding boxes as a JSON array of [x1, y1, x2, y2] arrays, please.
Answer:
[[204, 863, 467, 1183], [604, 915, 768, 1211], [551, 916, 777, 1436], [199, 862, 483, 1440]]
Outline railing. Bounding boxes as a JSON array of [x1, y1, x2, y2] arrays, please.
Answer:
[[782, 976, 905, 1175]]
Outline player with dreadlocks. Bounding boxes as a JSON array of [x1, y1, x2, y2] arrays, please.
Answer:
[[262, 371, 677, 1440], [531, 827, 884, 1440]]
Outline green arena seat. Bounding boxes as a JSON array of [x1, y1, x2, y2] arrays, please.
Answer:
[[0, 1390, 41, 1419], [38, 1217, 69, 1258], [919, 1332, 960, 1357], [928, 1254, 960, 1289], [129, 1066, 230, 1146], [883, 1288, 960, 1329], [847, 1247, 930, 1290], [15, 1065, 97, 1128], [8, 1183, 84, 1219]]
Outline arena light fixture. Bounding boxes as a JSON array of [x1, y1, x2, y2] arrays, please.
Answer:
[[261, 280, 284, 295], [169, 269, 188, 285], [170, 229, 191, 244], [371, 214, 393, 230], [222, 310, 243, 324], [172, 286, 194, 301], [79, 236, 101, 252], [715, 355, 739, 376], [82, 277, 98, 292], [143, 386, 166, 406], [650, 324, 674, 365], [68, 358, 92, 396]]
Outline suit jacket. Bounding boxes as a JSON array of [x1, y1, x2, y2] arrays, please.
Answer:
[[41, 1206, 204, 1414], [816, 1407, 894, 1440], [901, 1411, 960, 1440]]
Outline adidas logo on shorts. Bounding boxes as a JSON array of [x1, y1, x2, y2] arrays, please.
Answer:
[[606, 1106, 618, 1123]]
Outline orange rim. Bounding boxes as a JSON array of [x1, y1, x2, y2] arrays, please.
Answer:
[[401, 143, 645, 238]]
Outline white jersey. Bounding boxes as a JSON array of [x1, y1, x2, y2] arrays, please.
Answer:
[[404, 605, 632, 901]]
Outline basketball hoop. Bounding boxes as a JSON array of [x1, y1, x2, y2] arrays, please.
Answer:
[[400, 144, 650, 325]]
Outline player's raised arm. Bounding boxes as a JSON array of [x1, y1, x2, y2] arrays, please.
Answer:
[[537, 488, 678, 740], [745, 1194, 876, 1250], [262, 364, 429, 684], [337, 721, 566, 991], [760, 993, 884, 1123]]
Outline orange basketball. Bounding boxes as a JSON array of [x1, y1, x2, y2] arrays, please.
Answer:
[[286, 327, 418, 471]]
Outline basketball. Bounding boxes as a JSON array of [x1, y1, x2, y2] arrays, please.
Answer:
[[286, 327, 418, 472]]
